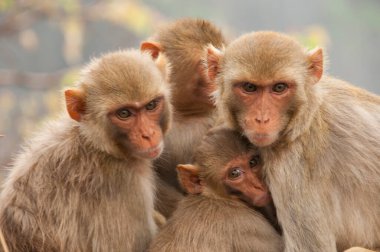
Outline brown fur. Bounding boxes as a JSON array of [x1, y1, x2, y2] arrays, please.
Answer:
[[207, 31, 380, 251], [0, 50, 171, 251], [142, 18, 226, 217], [149, 128, 283, 252]]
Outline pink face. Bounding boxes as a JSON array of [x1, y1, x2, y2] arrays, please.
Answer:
[[108, 96, 165, 159], [223, 152, 271, 207], [233, 81, 295, 147]]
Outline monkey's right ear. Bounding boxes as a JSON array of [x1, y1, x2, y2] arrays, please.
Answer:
[[140, 41, 162, 60], [205, 44, 224, 83], [64, 89, 86, 122], [177, 164, 203, 195]]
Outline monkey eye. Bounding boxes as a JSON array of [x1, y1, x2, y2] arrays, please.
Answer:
[[116, 108, 132, 119], [145, 99, 159, 111], [249, 155, 260, 169], [242, 82, 257, 93], [272, 83, 288, 93], [227, 167, 243, 180]]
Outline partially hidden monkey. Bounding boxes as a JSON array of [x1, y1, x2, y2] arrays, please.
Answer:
[[149, 128, 283, 252], [206, 31, 380, 252], [0, 49, 172, 251], [141, 18, 227, 217]]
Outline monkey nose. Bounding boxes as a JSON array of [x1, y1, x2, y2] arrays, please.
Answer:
[[255, 117, 270, 124], [142, 133, 152, 140], [141, 130, 155, 141]]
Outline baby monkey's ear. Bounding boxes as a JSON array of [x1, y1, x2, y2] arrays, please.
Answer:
[[177, 164, 203, 194]]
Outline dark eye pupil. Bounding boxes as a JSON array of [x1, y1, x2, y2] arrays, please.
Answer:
[[117, 109, 131, 119], [273, 83, 287, 92], [146, 100, 157, 110], [250, 155, 260, 168], [243, 82, 257, 92], [228, 168, 242, 179]]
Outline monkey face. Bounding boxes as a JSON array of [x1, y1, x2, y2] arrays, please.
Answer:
[[230, 81, 295, 147], [223, 151, 271, 207], [108, 96, 166, 159]]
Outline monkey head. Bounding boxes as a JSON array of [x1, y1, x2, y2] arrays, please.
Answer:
[[141, 18, 226, 113], [177, 128, 271, 208], [64, 50, 172, 160], [206, 31, 324, 147]]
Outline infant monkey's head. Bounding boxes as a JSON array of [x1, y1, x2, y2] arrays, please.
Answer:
[[177, 127, 271, 208]]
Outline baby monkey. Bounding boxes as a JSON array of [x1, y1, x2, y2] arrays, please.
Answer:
[[149, 128, 283, 252]]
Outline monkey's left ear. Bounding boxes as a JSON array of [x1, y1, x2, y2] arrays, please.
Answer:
[[65, 89, 86, 122], [177, 164, 203, 195], [307, 47, 324, 84], [140, 41, 162, 60]]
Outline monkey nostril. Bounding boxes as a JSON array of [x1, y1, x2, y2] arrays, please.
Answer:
[[142, 134, 151, 140], [255, 118, 270, 124]]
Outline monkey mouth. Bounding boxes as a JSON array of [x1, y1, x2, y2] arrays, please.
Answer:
[[139, 142, 164, 159], [248, 133, 277, 147]]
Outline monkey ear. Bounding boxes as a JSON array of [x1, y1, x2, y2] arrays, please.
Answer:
[[307, 47, 324, 84], [205, 44, 224, 83], [140, 41, 162, 60], [141, 41, 169, 79], [177, 164, 203, 194], [64, 89, 86, 122]]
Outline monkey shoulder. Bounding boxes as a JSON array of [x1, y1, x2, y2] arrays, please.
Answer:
[[319, 77, 380, 115]]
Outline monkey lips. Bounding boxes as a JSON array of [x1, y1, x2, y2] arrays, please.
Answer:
[[137, 141, 164, 159]]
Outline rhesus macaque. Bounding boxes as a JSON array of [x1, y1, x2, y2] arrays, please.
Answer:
[[141, 18, 227, 217], [149, 128, 283, 252], [206, 31, 380, 252], [0, 50, 172, 251]]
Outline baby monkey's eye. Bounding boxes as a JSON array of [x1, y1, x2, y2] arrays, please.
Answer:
[[228, 167, 243, 180], [249, 155, 260, 168]]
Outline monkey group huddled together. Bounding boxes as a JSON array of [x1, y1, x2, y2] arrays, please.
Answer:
[[0, 18, 379, 252]]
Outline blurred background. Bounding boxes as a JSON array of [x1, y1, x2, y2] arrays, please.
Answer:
[[1, 0, 380, 176]]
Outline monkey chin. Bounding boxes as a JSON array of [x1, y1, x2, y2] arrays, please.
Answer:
[[252, 194, 272, 208], [136, 141, 164, 160], [246, 132, 278, 147]]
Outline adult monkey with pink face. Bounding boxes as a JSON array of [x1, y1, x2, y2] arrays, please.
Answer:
[[0, 50, 172, 251], [206, 31, 380, 252]]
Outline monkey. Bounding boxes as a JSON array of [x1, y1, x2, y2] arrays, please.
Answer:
[[141, 18, 227, 217], [148, 127, 283, 252], [0, 49, 172, 251], [205, 31, 380, 252]]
